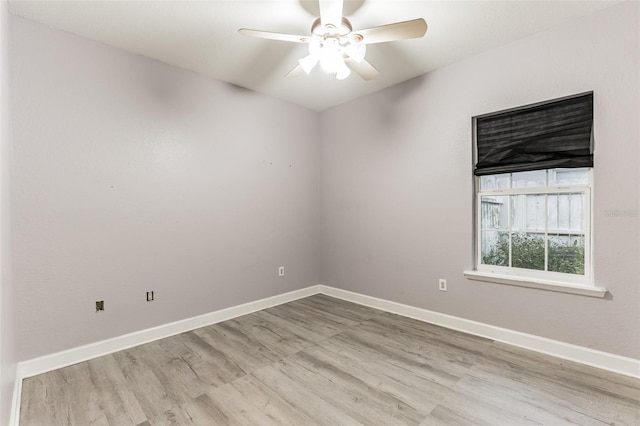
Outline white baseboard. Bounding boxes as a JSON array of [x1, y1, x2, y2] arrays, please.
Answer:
[[9, 372, 21, 426], [318, 285, 640, 379], [17, 285, 322, 380], [10, 285, 322, 425], [11, 283, 639, 425]]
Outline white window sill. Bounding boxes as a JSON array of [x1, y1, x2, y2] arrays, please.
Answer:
[[463, 270, 607, 298]]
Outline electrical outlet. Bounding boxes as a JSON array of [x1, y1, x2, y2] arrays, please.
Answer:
[[278, 266, 285, 277], [146, 291, 154, 302], [438, 279, 447, 292], [96, 300, 104, 312]]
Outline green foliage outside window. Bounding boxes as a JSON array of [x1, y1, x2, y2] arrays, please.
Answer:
[[483, 232, 584, 275]]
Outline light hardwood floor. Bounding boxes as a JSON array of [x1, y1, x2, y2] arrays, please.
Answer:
[[20, 294, 640, 425]]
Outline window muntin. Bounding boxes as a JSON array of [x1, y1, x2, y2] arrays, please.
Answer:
[[477, 168, 591, 285]]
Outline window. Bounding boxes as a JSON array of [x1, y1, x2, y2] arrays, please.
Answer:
[[477, 168, 591, 284], [465, 93, 606, 297]]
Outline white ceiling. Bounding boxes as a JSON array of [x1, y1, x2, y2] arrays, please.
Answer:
[[9, 0, 621, 111]]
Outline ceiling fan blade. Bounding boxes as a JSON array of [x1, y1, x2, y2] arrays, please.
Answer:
[[285, 64, 305, 78], [319, 0, 343, 27], [238, 28, 310, 43], [345, 58, 379, 81], [355, 18, 427, 44]]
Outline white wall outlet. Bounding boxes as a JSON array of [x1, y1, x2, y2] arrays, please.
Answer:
[[278, 266, 285, 277], [439, 279, 447, 291]]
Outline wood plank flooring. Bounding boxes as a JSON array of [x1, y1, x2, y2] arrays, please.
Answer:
[[20, 294, 640, 425]]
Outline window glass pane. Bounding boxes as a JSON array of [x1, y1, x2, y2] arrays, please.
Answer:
[[481, 231, 509, 267], [512, 170, 546, 188], [548, 234, 585, 275], [548, 193, 583, 232], [479, 176, 494, 190], [511, 232, 545, 270], [480, 173, 510, 190], [511, 194, 545, 231], [557, 193, 571, 230], [569, 193, 584, 231], [549, 168, 589, 186], [495, 174, 511, 189], [480, 196, 508, 230]]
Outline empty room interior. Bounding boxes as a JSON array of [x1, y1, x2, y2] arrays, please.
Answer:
[[1, 0, 639, 425]]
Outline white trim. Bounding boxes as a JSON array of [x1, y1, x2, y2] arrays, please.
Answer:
[[11, 283, 638, 425], [463, 270, 607, 297], [480, 185, 590, 196], [9, 371, 21, 426], [17, 285, 321, 380], [318, 285, 638, 378]]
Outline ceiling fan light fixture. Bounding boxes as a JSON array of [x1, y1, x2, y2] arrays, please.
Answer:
[[319, 39, 343, 73], [299, 52, 319, 74], [308, 38, 322, 55], [299, 39, 322, 74], [335, 60, 351, 80], [319, 53, 341, 74]]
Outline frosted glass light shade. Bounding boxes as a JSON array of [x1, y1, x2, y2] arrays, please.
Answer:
[[335, 59, 351, 80], [299, 53, 319, 74]]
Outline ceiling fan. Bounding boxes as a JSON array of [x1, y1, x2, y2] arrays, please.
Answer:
[[238, 0, 427, 81]]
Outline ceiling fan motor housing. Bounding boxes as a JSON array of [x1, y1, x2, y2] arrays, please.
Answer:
[[312, 17, 352, 36]]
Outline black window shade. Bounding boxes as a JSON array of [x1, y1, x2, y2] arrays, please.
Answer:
[[474, 92, 593, 176]]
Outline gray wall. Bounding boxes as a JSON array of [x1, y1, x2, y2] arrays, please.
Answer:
[[1, 0, 16, 423], [320, 1, 640, 359], [11, 17, 320, 361], [7, 0, 639, 378]]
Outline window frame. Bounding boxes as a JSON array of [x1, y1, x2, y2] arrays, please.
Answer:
[[466, 106, 606, 297], [474, 169, 593, 287]]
